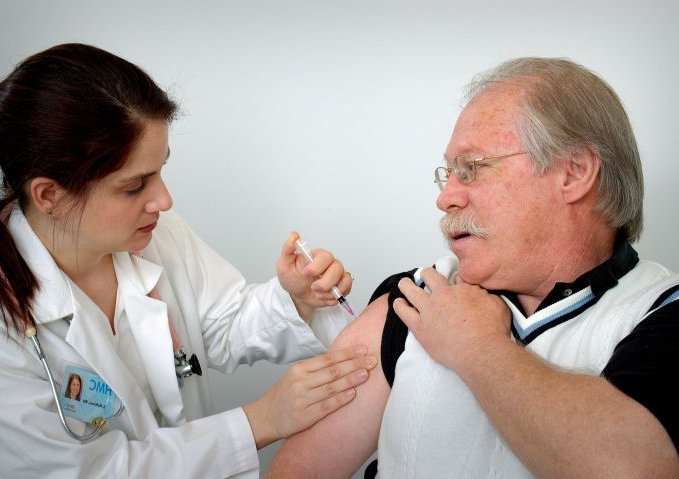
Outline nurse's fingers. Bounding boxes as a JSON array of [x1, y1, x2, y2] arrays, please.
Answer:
[[292, 346, 376, 389], [281, 231, 301, 257], [336, 270, 354, 296], [302, 387, 358, 425], [311, 272, 354, 305], [306, 356, 377, 394], [300, 358, 378, 425], [305, 365, 371, 402], [298, 247, 334, 278], [300, 345, 369, 373], [278, 231, 306, 270], [310, 260, 347, 294]]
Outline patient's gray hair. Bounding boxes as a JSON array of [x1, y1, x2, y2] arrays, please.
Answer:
[[465, 58, 643, 242]]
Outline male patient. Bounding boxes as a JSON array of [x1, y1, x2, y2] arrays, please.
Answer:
[[267, 58, 679, 478]]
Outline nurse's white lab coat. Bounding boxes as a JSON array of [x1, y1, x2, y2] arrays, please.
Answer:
[[0, 208, 349, 478]]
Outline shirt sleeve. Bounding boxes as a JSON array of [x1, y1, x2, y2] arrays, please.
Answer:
[[602, 299, 679, 452], [368, 269, 416, 388]]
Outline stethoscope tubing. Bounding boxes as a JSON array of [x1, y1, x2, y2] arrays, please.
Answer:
[[26, 327, 121, 442]]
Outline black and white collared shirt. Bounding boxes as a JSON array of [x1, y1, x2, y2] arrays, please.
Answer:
[[371, 237, 679, 456]]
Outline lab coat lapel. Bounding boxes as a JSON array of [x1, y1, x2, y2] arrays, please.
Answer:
[[115, 253, 186, 427], [65, 290, 159, 439]]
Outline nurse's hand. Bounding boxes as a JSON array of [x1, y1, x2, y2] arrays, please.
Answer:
[[276, 232, 353, 321], [242, 345, 376, 449]]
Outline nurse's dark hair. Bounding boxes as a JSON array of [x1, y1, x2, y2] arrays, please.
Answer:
[[0, 43, 177, 335]]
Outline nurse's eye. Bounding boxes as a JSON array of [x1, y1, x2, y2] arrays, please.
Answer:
[[126, 181, 146, 196]]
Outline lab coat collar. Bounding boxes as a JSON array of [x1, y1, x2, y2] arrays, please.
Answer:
[[6, 207, 73, 324]]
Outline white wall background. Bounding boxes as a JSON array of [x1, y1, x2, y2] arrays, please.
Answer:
[[2, 1, 678, 477]]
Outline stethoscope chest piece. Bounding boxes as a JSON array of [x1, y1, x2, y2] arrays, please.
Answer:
[[174, 346, 202, 388]]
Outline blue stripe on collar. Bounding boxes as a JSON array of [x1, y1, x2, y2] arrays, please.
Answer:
[[505, 287, 599, 343], [657, 290, 679, 310]]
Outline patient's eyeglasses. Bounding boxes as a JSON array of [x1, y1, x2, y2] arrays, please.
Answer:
[[434, 151, 526, 190]]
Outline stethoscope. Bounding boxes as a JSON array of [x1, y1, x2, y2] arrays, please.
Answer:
[[25, 317, 202, 442]]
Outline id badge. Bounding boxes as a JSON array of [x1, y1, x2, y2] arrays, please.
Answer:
[[61, 364, 121, 424]]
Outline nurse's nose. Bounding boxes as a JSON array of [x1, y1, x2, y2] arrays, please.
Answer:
[[146, 178, 173, 213]]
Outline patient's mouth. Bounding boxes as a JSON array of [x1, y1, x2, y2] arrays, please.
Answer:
[[451, 231, 471, 241]]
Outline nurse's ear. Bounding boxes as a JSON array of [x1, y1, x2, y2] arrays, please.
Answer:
[[28, 177, 69, 217]]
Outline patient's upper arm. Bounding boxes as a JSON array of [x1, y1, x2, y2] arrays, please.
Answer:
[[266, 294, 391, 479]]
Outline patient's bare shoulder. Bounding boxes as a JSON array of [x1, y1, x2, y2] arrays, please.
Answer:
[[332, 293, 389, 352]]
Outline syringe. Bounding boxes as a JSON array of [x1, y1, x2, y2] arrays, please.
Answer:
[[294, 238, 356, 318]]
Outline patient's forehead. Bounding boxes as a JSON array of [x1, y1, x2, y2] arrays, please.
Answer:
[[447, 86, 524, 158]]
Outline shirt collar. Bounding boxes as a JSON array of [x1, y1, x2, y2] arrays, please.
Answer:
[[497, 232, 638, 344], [499, 232, 638, 316], [7, 206, 74, 324]]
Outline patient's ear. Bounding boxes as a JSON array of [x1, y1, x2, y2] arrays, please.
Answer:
[[560, 146, 600, 204], [29, 177, 68, 215]]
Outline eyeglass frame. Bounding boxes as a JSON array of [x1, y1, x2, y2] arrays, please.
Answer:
[[434, 151, 526, 190]]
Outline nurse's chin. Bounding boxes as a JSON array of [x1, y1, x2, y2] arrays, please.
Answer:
[[126, 235, 154, 253]]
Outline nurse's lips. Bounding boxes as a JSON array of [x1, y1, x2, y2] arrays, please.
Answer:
[[138, 222, 157, 233]]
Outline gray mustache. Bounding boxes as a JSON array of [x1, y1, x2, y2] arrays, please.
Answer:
[[439, 214, 490, 238]]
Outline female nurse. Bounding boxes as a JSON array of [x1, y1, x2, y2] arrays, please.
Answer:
[[0, 43, 373, 478]]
